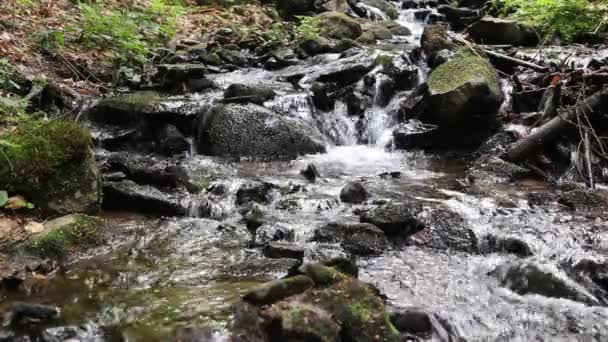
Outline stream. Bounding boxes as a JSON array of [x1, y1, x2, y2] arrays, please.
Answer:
[[3, 1, 608, 341]]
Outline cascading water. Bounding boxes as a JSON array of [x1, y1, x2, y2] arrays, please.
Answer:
[[5, 1, 608, 341]]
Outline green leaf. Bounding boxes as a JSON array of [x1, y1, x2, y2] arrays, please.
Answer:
[[0, 191, 8, 207]]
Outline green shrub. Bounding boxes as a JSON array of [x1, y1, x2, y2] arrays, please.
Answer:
[[295, 16, 323, 40], [74, 0, 186, 70], [492, 0, 607, 41]]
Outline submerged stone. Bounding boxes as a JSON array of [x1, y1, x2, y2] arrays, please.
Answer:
[[340, 181, 369, 204], [311, 222, 388, 256], [358, 202, 424, 237]]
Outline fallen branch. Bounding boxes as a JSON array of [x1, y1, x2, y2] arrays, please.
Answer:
[[484, 50, 549, 73], [503, 90, 608, 162]]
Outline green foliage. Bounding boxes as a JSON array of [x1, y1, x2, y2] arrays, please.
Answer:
[[0, 191, 8, 207], [0, 119, 92, 194], [492, 0, 607, 41], [295, 16, 323, 40], [74, 0, 186, 70]]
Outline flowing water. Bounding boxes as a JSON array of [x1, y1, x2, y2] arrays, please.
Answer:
[[3, 1, 608, 341]]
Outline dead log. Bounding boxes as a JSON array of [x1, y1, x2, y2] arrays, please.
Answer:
[[484, 50, 550, 73], [503, 90, 608, 163]]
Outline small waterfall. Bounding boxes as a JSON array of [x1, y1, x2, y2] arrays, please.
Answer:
[[356, 3, 391, 21]]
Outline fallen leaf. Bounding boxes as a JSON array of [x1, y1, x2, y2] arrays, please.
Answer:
[[6, 196, 33, 210], [24, 221, 44, 234]]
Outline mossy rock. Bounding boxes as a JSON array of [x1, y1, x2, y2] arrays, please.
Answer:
[[421, 24, 455, 59], [424, 50, 503, 126], [317, 12, 363, 40], [233, 262, 399, 342], [362, 23, 393, 40], [243, 275, 314, 305], [0, 119, 101, 214], [356, 31, 376, 44], [25, 214, 104, 258]]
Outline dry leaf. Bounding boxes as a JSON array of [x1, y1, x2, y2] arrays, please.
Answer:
[[24, 221, 45, 234]]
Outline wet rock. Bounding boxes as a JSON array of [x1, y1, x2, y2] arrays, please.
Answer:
[[106, 153, 198, 193], [359, 0, 399, 20], [255, 223, 295, 245], [263, 242, 305, 261], [236, 180, 276, 206], [103, 180, 189, 216], [9, 303, 60, 326], [340, 181, 369, 204], [41, 323, 106, 341], [382, 21, 412, 36], [154, 64, 215, 92], [436, 5, 481, 31], [86, 92, 198, 132], [389, 307, 432, 336], [196, 103, 325, 160], [317, 12, 363, 40], [466, 16, 538, 46], [479, 234, 533, 257], [422, 51, 503, 131], [158, 124, 190, 157], [301, 52, 376, 87], [411, 208, 478, 253], [558, 189, 608, 211], [169, 326, 221, 342], [240, 203, 268, 232], [420, 25, 455, 63], [232, 263, 399, 342], [244, 275, 314, 305], [491, 261, 600, 305], [223, 83, 276, 105], [217, 48, 248, 66], [226, 258, 301, 279], [311, 222, 389, 256], [362, 23, 393, 41], [301, 163, 321, 182], [358, 202, 424, 237], [299, 36, 354, 56], [467, 155, 532, 184], [187, 47, 223, 65]]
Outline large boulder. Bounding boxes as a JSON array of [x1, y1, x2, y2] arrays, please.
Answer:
[[196, 103, 326, 160], [422, 51, 503, 128], [223, 83, 276, 105], [317, 12, 363, 40], [466, 16, 538, 46], [232, 263, 400, 342], [0, 120, 101, 215]]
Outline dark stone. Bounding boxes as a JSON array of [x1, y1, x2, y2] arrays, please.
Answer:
[[301, 163, 321, 182], [103, 180, 190, 216], [255, 223, 295, 246], [466, 16, 539, 46], [158, 124, 190, 157], [558, 189, 608, 211], [467, 155, 532, 184], [310, 222, 389, 255], [196, 103, 326, 160], [263, 242, 305, 260], [358, 202, 424, 236], [420, 25, 454, 63], [10, 303, 60, 326], [322, 257, 359, 277], [154, 64, 216, 92], [223, 83, 276, 105], [437, 5, 482, 31], [236, 180, 276, 206], [410, 208, 478, 253], [106, 153, 198, 192], [225, 258, 301, 279], [390, 307, 432, 336], [340, 182, 369, 204], [479, 234, 533, 257], [217, 48, 248, 66], [491, 261, 601, 305]]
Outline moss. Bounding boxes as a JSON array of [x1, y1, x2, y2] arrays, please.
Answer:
[[348, 301, 372, 321], [0, 119, 92, 194], [26, 214, 103, 258], [427, 51, 500, 95], [317, 12, 363, 40], [374, 54, 393, 67]]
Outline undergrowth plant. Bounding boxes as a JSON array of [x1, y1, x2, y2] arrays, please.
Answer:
[[492, 0, 607, 41], [74, 0, 186, 73], [295, 16, 323, 41]]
